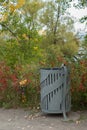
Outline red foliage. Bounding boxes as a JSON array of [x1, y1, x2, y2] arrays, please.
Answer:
[[0, 62, 19, 92], [10, 74, 19, 91], [70, 59, 87, 108], [78, 83, 86, 92]]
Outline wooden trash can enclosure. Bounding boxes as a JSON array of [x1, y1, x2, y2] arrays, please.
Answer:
[[40, 65, 71, 120]]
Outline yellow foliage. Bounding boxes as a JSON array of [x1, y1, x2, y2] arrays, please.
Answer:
[[2, 0, 26, 12], [22, 34, 28, 40], [2, 2, 7, 7], [19, 79, 27, 86], [0, 13, 8, 22], [34, 38, 38, 42], [9, 4, 16, 12], [16, 0, 25, 8], [33, 46, 38, 50], [1, 1, 25, 17], [18, 0, 25, 4]]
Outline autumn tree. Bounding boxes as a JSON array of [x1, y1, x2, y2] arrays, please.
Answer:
[[39, 0, 79, 62], [0, 0, 44, 66]]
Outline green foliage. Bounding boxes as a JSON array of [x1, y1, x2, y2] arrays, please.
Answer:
[[40, 0, 74, 45], [80, 16, 87, 23], [44, 44, 63, 67], [76, 0, 87, 7], [61, 41, 79, 58], [74, 0, 87, 24], [84, 35, 87, 48], [0, 31, 43, 67], [0, 0, 86, 111]]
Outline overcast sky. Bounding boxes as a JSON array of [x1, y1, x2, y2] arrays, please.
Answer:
[[43, 0, 87, 33], [67, 2, 87, 33]]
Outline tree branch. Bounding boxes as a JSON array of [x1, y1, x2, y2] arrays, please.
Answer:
[[0, 23, 19, 42], [53, 3, 60, 44]]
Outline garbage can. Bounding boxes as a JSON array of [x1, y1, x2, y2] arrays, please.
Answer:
[[40, 65, 71, 120]]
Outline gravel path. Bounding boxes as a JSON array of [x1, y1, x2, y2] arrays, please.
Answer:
[[0, 108, 87, 130]]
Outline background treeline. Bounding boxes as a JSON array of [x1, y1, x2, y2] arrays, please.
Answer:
[[0, 0, 87, 110]]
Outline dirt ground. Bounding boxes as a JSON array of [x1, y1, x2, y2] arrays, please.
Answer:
[[0, 108, 87, 130]]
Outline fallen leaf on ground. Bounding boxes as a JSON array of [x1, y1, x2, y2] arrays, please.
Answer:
[[76, 120, 81, 124]]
